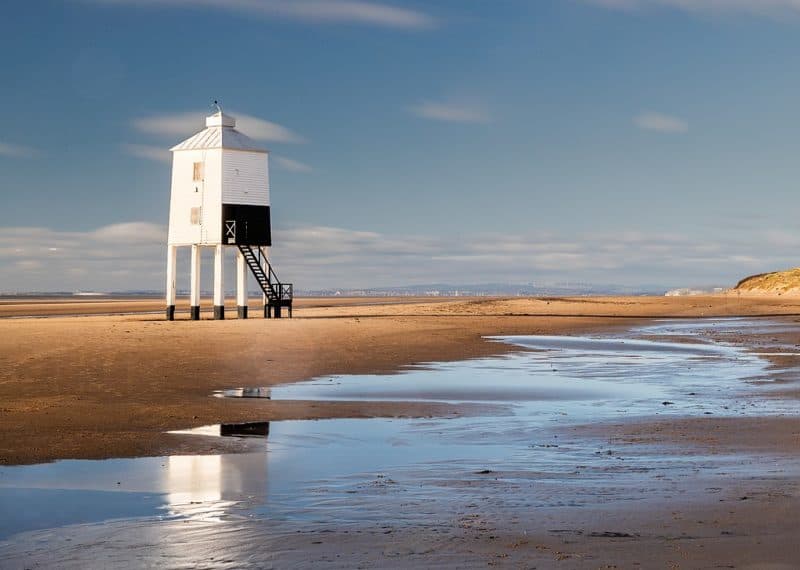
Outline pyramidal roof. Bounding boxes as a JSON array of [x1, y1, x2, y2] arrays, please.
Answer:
[[170, 112, 267, 153]]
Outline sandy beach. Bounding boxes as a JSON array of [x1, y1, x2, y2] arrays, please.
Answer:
[[11, 1, 800, 566], [3, 294, 800, 464], [3, 295, 800, 568]]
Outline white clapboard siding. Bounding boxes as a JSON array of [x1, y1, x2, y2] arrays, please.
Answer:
[[200, 151, 222, 244], [168, 150, 205, 245], [221, 150, 270, 206], [167, 112, 269, 246]]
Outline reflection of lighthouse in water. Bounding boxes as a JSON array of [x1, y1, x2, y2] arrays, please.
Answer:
[[167, 455, 224, 508], [165, 422, 270, 518]]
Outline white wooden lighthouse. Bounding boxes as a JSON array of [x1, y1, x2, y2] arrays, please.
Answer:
[[164, 108, 293, 320]]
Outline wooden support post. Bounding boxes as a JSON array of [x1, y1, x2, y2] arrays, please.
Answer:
[[165, 245, 177, 320], [190, 245, 201, 320], [213, 244, 225, 320], [260, 246, 270, 318], [236, 248, 248, 319]]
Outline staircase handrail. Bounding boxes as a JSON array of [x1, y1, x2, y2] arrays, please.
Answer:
[[238, 244, 292, 301]]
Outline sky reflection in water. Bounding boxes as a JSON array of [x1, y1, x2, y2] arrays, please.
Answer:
[[1, 319, 797, 544]]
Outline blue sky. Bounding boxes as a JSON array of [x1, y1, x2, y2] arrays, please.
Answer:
[[3, 0, 800, 292]]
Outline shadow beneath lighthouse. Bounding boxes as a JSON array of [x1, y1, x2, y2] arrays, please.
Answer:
[[220, 421, 270, 438], [173, 421, 272, 439]]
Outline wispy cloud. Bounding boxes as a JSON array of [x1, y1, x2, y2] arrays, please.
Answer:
[[132, 110, 306, 143], [88, 0, 435, 29], [131, 112, 204, 139], [235, 112, 306, 143], [634, 112, 689, 134], [122, 143, 171, 163], [4, 221, 797, 292], [584, 0, 800, 17], [409, 101, 491, 124], [0, 141, 38, 159], [0, 222, 166, 292], [270, 226, 800, 289], [90, 222, 165, 243], [273, 155, 313, 172]]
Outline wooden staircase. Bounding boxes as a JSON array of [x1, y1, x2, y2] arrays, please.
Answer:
[[237, 244, 293, 318]]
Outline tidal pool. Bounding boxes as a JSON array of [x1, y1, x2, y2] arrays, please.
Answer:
[[1, 318, 799, 567]]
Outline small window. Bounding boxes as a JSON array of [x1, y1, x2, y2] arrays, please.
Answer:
[[192, 162, 204, 182], [190, 207, 201, 225]]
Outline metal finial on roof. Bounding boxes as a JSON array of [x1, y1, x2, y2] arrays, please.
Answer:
[[212, 100, 223, 114]]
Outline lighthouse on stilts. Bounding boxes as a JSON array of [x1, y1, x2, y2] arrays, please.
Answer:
[[164, 106, 293, 321]]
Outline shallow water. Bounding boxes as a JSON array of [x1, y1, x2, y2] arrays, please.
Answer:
[[2, 318, 799, 566]]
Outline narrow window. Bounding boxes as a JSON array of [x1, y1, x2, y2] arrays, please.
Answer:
[[192, 162, 204, 182], [190, 207, 201, 225]]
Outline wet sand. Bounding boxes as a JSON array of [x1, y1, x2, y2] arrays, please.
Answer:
[[4, 295, 800, 567], [3, 294, 800, 465]]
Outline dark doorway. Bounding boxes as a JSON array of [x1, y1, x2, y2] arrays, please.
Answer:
[[220, 204, 271, 246]]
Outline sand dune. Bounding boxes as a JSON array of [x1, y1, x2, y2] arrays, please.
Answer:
[[736, 267, 800, 295]]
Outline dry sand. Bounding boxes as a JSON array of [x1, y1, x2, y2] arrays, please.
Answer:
[[4, 294, 800, 567]]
